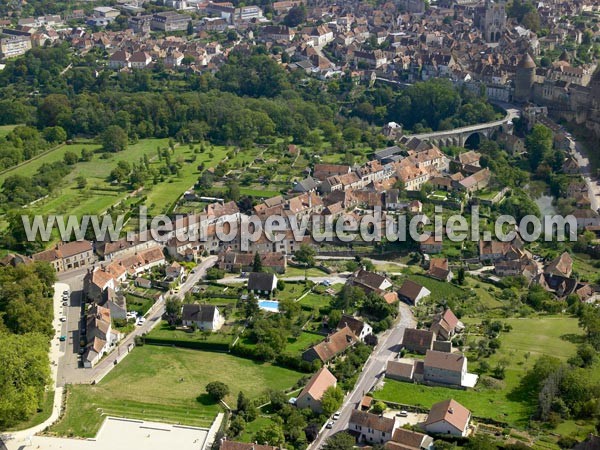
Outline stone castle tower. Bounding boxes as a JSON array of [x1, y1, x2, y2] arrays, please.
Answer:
[[481, 0, 507, 43], [514, 53, 536, 103]]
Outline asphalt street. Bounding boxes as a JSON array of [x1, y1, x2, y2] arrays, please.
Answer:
[[56, 256, 217, 385], [309, 302, 416, 450]]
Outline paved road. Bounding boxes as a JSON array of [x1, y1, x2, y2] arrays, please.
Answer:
[[309, 302, 416, 450], [175, 256, 217, 299], [571, 138, 600, 212], [58, 256, 217, 385]]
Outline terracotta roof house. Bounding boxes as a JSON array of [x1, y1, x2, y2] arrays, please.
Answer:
[[295, 367, 337, 413], [384, 428, 434, 450], [402, 328, 435, 354], [544, 251, 573, 278], [457, 168, 491, 193], [427, 258, 453, 282], [33, 240, 94, 272], [424, 399, 471, 437], [360, 395, 373, 411], [457, 151, 481, 167], [83, 304, 113, 368], [337, 314, 373, 342], [398, 280, 431, 305], [302, 325, 358, 363], [420, 235, 443, 254], [430, 309, 464, 341], [349, 410, 396, 445], [83, 266, 118, 302], [312, 163, 351, 182]]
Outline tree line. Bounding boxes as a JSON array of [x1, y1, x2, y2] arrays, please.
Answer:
[[0, 262, 56, 428]]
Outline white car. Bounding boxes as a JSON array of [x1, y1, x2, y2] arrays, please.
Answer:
[[332, 412, 341, 420], [60, 317, 67, 322], [325, 421, 334, 429]]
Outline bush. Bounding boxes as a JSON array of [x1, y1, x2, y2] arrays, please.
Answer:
[[371, 401, 386, 414]]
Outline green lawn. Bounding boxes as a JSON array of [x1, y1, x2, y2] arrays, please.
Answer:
[[49, 345, 304, 438], [285, 331, 323, 354], [125, 294, 155, 316], [276, 282, 310, 301], [405, 273, 466, 302], [375, 316, 583, 428], [239, 187, 282, 198], [298, 292, 332, 308], [281, 267, 329, 278], [146, 321, 234, 345], [238, 416, 275, 442]]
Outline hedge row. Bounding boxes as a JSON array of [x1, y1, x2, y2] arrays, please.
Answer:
[[143, 336, 230, 352], [229, 343, 316, 373]]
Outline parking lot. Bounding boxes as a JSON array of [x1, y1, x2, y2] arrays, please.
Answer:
[[383, 409, 428, 427], [56, 275, 88, 386]]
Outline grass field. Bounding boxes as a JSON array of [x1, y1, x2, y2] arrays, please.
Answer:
[[405, 273, 466, 302], [277, 282, 310, 301], [49, 345, 304, 438], [298, 292, 333, 308], [281, 267, 329, 278], [374, 316, 583, 428], [146, 321, 234, 345], [285, 331, 323, 354]]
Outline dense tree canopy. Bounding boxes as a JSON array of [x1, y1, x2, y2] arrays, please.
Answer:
[[0, 262, 55, 428]]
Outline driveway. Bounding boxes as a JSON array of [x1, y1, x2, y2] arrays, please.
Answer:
[[309, 302, 416, 449]]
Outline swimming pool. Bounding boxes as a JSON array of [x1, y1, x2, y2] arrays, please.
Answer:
[[258, 300, 280, 312]]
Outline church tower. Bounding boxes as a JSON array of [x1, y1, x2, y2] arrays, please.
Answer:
[[481, 0, 507, 43]]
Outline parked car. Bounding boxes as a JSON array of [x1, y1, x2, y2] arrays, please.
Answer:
[[326, 421, 334, 429], [63, 290, 70, 296], [332, 412, 341, 420], [60, 317, 67, 322], [59, 336, 66, 342], [397, 410, 408, 417]]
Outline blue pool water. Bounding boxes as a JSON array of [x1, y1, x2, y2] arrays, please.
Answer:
[[258, 300, 280, 312]]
